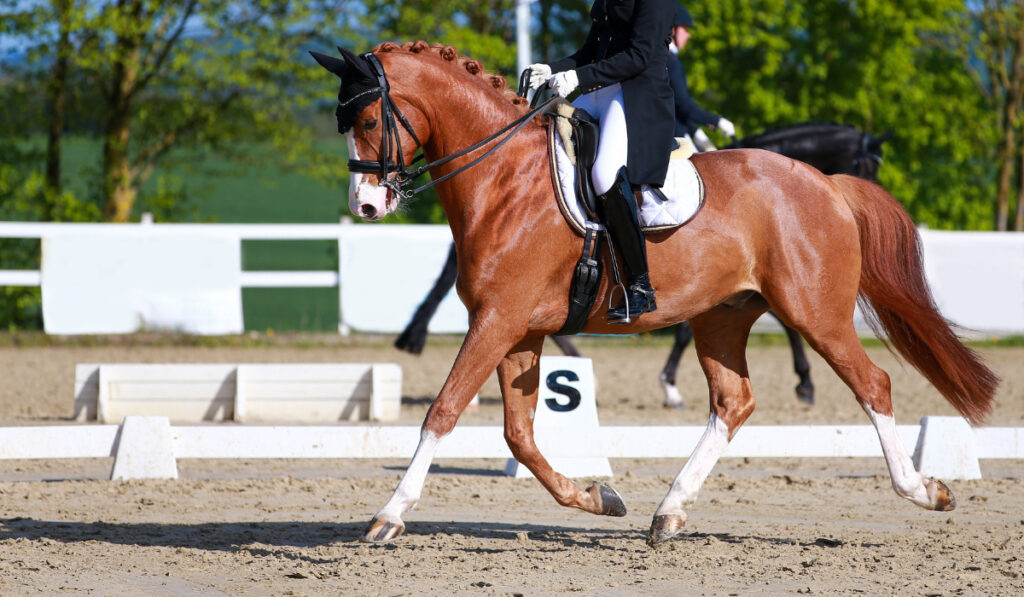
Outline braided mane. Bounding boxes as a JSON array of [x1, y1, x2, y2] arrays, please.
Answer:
[[373, 41, 529, 109]]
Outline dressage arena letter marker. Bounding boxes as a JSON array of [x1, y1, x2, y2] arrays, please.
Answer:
[[912, 416, 982, 480], [505, 356, 613, 479], [110, 416, 179, 480]]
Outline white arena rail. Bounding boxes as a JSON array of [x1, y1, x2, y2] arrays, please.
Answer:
[[0, 221, 346, 289], [1, 221, 1022, 336], [0, 417, 1020, 481]]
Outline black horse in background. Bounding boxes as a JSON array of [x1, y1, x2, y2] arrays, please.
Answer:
[[394, 121, 892, 408], [727, 121, 891, 179]]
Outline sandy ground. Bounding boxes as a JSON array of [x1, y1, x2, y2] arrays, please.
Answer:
[[0, 335, 1022, 595]]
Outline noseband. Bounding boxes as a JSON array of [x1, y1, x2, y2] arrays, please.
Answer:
[[346, 52, 555, 200]]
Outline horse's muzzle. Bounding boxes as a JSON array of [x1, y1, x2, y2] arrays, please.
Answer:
[[351, 181, 396, 221]]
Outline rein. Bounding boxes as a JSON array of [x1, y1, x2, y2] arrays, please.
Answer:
[[348, 53, 556, 200]]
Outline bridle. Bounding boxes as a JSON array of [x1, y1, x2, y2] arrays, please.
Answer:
[[346, 52, 556, 201], [852, 132, 883, 180]]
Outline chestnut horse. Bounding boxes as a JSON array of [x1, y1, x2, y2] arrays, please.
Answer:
[[395, 122, 893, 406], [312, 42, 998, 547]]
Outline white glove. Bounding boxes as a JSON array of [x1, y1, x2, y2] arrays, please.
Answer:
[[693, 128, 717, 151], [548, 70, 579, 98], [528, 63, 552, 90], [717, 117, 736, 138]]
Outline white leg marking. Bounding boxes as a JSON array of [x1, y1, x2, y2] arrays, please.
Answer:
[[866, 406, 932, 506], [373, 429, 441, 523], [661, 378, 684, 408], [655, 413, 730, 517]]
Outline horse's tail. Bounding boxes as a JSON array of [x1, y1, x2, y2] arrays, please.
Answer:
[[833, 175, 999, 424]]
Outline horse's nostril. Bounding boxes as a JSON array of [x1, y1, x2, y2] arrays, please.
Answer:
[[360, 204, 377, 219]]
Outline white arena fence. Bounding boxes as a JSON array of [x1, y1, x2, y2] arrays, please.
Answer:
[[0, 221, 1022, 336], [0, 417, 1021, 481]]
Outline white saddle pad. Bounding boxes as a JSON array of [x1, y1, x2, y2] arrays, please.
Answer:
[[549, 130, 705, 236]]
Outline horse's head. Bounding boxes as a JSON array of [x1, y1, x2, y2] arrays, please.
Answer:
[[852, 130, 893, 182], [311, 47, 428, 221]]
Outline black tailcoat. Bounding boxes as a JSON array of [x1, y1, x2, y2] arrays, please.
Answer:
[[549, 0, 676, 187]]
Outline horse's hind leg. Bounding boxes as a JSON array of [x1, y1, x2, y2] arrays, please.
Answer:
[[659, 322, 694, 408], [770, 311, 814, 404], [796, 320, 955, 511], [498, 336, 626, 517], [394, 243, 458, 354], [550, 335, 581, 357], [648, 306, 761, 547]]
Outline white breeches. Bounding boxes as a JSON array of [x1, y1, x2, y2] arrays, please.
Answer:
[[573, 83, 628, 195]]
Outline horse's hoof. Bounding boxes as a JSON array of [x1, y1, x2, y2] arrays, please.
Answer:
[[661, 382, 684, 409], [647, 513, 687, 548], [361, 517, 405, 543], [795, 383, 815, 405], [586, 483, 627, 517], [926, 478, 957, 511]]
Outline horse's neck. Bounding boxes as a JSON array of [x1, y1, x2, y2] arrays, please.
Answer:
[[402, 63, 546, 239]]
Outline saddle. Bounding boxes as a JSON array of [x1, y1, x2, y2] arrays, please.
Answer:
[[542, 100, 602, 221], [543, 99, 704, 237], [541, 99, 705, 335]]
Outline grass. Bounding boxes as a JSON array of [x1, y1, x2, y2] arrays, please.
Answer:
[[56, 136, 351, 224]]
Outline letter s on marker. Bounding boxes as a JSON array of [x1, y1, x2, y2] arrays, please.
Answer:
[[544, 370, 581, 412]]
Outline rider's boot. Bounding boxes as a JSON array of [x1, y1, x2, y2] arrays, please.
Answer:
[[599, 166, 657, 324]]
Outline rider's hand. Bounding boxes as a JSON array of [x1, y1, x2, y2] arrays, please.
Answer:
[[716, 117, 736, 138], [549, 70, 579, 98], [693, 128, 717, 151], [528, 63, 553, 90]]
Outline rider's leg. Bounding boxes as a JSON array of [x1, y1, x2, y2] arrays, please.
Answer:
[[581, 85, 656, 323], [600, 167, 656, 323]]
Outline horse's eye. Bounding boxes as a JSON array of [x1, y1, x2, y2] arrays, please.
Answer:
[[363, 119, 378, 131]]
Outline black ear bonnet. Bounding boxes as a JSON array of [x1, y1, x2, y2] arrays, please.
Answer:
[[311, 47, 382, 134]]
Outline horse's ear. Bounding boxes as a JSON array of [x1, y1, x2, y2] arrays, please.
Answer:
[[339, 46, 376, 78], [868, 130, 894, 153], [338, 46, 375, 79], [310, 51, 347, 77]]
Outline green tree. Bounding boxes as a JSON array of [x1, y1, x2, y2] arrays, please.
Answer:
[[2, 0, 352, 223], [360, 0, 517, 74], [685, 0, 997, 229], [958, 0, 1024, 231]]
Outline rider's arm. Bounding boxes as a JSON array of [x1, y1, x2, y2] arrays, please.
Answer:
[[668, 56, 720, 128], [574, 0, 675, 93], [549, 25, 599, 74]]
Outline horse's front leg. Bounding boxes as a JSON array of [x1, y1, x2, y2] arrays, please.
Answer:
[[362, 310, 518, 543], [649, 307, 760, 547], [498, 336, 626, 517]]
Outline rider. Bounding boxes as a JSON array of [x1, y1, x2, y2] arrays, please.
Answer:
[[667, 5, 735, 151], [528, 0, 676, 324]]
